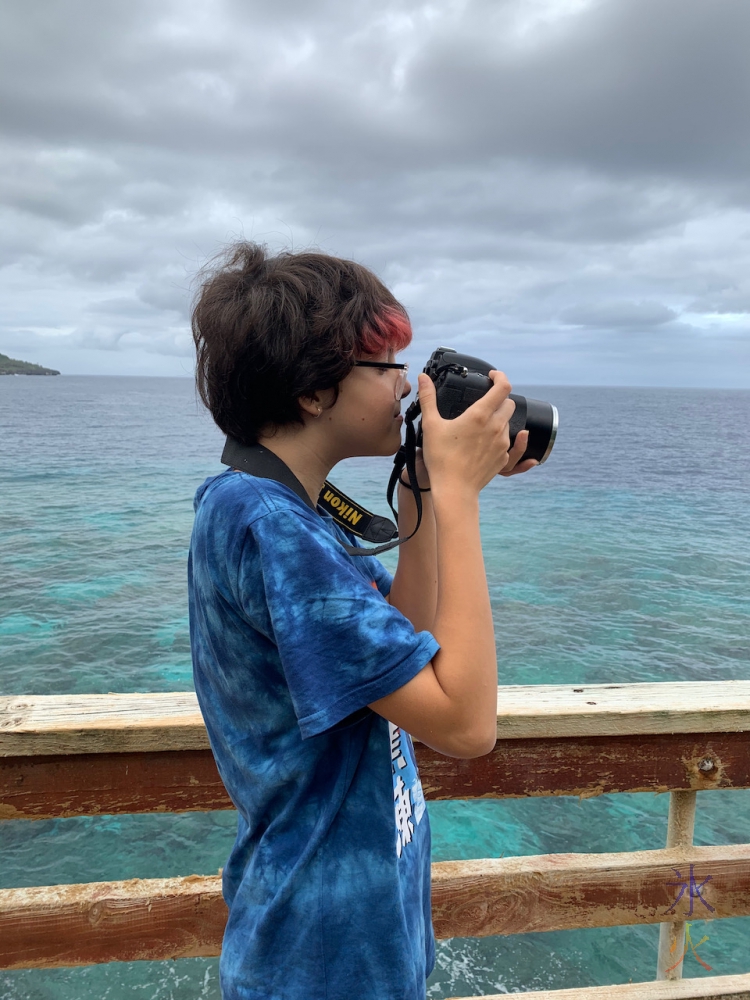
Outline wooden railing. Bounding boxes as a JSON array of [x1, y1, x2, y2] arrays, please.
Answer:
[[2, 681, 750, 999]]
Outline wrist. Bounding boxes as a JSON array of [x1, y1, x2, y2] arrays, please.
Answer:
[[399, 474, 431, 492], [399, 461, 431, 491], [398, 469, 432, 493], [430, 482, 480, 515]]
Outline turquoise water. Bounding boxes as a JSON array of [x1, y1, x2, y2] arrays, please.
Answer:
[[1, 376, 749, 997]]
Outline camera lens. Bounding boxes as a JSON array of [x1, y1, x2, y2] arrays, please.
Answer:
[[509, 395, 558, 464]]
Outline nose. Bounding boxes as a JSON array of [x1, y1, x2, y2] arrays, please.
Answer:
[[400, 376, 412, 400]]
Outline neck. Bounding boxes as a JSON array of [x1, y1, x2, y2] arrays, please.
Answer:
[[256, 430, 335, 507]]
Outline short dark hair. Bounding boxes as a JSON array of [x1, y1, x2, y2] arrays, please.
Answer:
[[192, 242, 411, 445]]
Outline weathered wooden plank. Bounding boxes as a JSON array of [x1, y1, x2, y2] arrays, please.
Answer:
[[449, 972, 750, 1000], [0, 875, 226, 969], [0, 751, 233, 820], [0, 693, 208, 757], [418, 731, 750, 801], [492, 682, 750, 740], [2, 846, 749, 969], [4, 729, 750, 819], [3, 683, 750, 758], [430, 844, 750, 939]]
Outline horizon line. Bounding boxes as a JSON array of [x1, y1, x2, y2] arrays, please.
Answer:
[[5, 373, 750, 391]]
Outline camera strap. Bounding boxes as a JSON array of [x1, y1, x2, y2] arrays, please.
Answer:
[[221, 409, 424, 557]]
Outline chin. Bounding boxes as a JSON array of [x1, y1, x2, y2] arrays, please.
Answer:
[[369, 440, 400, 459], [355, 424, 403, 458]]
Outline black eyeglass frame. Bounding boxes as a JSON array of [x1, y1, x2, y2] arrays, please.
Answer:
[[353, 359, 409, 400]]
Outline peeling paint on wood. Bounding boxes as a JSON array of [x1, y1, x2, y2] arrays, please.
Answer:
[[493, 682, 750, 740], [430, 844, 750, 939], [3, 683, 750, 758], [0, 875, 226, 969], [448, 971, 750, 999], [0, 751, 232, 819], [2, 846, 749, 969], [2, 732, 749, 819], [0, 693, 208, 757], [417, 731, 750, 801]]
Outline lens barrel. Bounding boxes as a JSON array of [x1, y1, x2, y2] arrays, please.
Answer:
[[508, 394, 558, 464]]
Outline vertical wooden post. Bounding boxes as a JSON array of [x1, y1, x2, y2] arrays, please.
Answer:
[[656, 789, 697, 980]]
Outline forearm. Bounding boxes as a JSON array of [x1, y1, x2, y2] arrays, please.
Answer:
[[427, 487, 498, 751], [387, 481, 438, 633], [367, 369, 515, 759]]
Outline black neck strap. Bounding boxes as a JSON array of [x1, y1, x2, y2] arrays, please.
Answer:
[[220, 422, 424, 557], [221, 438, 312, 509]]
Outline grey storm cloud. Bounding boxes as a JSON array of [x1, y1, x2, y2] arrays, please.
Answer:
[[1, 0, 749, 383], [561, 300, 677, 330]]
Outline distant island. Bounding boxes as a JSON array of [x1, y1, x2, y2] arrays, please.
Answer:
[[0, 352, 60, 376]]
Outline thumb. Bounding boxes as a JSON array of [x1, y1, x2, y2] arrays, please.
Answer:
[[417, 373, 437, 416]]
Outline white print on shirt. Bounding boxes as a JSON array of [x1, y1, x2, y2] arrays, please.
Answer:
[[389, 721, 426, 858]]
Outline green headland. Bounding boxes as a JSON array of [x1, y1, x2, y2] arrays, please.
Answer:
[[0, 352, 60, 375]]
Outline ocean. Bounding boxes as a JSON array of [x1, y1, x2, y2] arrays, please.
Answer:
[[1, 375, 749, 998]]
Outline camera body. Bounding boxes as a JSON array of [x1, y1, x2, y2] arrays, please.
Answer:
[[423, 347, 558, 465]]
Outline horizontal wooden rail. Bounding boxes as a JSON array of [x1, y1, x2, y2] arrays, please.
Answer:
[[2, 684, 749, 818], [0, 875, 225, 969], [450, 972, 750, 1000], [3, 682, 750, 757], [2, 729, 750, 820], [0, 750, 232, 820], [2, 844, 749, 969], [430, 843, 750, 938], [0, 692, 207, 756], [420, 729, 750, 800]]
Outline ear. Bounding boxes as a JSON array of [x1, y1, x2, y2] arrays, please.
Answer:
[[298, 388, 336, 420], [298, 392, 325, 420]]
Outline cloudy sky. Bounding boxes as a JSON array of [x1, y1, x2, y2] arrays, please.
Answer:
[[2, 0, 750, 385]]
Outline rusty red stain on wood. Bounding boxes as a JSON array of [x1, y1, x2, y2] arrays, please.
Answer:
[[2, 846, 749, 969], [2, 731, 749, 819], [0, 876, 227, 969], [0, 751, 233, 819], [417, 731, 750, 800], [430, 844, 750, 939]]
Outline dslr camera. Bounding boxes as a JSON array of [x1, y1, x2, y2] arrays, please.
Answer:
[[421, 347, 558, 465]]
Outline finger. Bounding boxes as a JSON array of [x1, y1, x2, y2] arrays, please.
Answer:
[[501, 458, 538, 477], [493, 395, 517, 428], [503, 428, 529, 469], [417, 373, 438, 418], [470, 369, 513, 416], [496, 429, 528, 476]]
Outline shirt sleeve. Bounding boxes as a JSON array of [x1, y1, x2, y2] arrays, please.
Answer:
[[237, 508, 439, 738], [333, 524, 394, 598]]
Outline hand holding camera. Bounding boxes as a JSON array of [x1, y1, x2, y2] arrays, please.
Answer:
[[414, 344, 558, 498], [417, 368, 520, 498]]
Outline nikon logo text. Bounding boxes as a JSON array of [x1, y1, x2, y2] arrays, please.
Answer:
[[323, 490, 363, 526]]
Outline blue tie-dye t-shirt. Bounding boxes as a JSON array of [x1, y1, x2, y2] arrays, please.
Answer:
[[188, 468, 440, 1000]]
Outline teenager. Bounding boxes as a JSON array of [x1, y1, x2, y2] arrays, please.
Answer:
[[188, 243, 535, 1000]]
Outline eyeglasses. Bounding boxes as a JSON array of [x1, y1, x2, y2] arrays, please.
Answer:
[[354, 360, 409, 400]]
